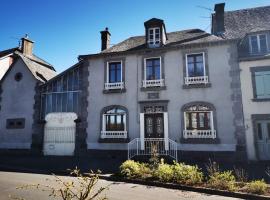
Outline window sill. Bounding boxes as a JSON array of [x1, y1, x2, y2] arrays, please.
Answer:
[[182, 83, 211, 89], [98, 138, 130, 143], [140, 86, 166, 91], [103, 88, 126, 94], [252, 98, 270, 102], [180, 137, 220, 144]]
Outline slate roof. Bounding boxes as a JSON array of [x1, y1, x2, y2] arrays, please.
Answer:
[[0, 47, 57, 83], [0, 47, 55, 70], [223, 5, 270, 39], [79, 29, 224, 58], [17, 52, 57, 83]]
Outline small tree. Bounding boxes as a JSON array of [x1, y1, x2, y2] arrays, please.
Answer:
[[10, 167, 108, 200]]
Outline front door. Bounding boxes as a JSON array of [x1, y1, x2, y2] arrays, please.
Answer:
[[256, 120, 270, 160], [144, 113, 164, 138]]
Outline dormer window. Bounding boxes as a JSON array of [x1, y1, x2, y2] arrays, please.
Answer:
[[148, 27, 160, 47], [144, 18, 167, 48], [249, 34, 268, 54]]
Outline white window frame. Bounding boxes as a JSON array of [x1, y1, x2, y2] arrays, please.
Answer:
[[101, 109, 127, 139], [183, 110, 216, 139], [143, 57, 164, 87], [105, 61, 124, 90], [185, 52, 208, 85], [249, 34, 268, 54], [148, 27, 161, 46]]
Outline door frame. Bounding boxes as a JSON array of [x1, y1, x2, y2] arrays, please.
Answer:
[[140, 112, 169, 150], [252, 114, 270, 161]]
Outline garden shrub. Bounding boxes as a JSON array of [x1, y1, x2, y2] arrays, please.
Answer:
[[208, 170, 236, 191], [120, 160, 142, 178], [172, 162, 203, 185], [120, 160, 151, 179], [246, 180, 267, 195], [153, 163, 174, 182]]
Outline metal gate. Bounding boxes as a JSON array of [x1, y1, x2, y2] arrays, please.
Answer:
[[43, 113, 77, 156]]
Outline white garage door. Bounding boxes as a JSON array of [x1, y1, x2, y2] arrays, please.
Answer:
[[43, 112, 77, 156]]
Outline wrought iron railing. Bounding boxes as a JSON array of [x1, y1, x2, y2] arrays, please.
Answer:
[[128, 138, 178, 161]]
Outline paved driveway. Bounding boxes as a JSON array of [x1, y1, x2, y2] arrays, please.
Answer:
[[0, 171, 240, 200]]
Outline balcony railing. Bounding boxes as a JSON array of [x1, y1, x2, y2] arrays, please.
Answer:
[[100, 131, 127, 139], [143, 79, 164, 88], [184, 76, 208, 85], [104, 82, 124, 90], [183, 129, 216, 139]]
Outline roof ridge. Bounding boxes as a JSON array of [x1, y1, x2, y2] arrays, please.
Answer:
[[225, 4, 270, 13]]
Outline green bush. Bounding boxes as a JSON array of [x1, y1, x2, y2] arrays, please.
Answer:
[[208, 170, 236, 191], [153, 163, 174, 182], [120, 160, 142, 178], [246, 180, 267, 195], [172, 162, 203, 185], [119, 160, 151, 179]]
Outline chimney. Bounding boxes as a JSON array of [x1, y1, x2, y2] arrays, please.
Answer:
[[211, 3, 225, 36], [21, 34, 34, 57], [100, 27, 111, 51]]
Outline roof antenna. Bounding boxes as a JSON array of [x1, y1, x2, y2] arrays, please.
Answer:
[[10, 36, 21, 48]]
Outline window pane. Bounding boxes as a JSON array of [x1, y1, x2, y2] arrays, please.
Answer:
[[146, 65, 154, 80], [116, 68, 121, 82], [56, 93, 62, 112], [196, 54, 203, 62], [199, 113, 204, 128], [191, 113, 197, 129], [155, 66, 160, 79], [259, 35, 267, 52], [67, 93, 73, 112], [109, 62, 121, 83], [251, 36, 259, 53], [267, 123, 270, 139], [257, 123, 263, 140], [185, 113, 190, 129], [195, 63, 204, 76], [255, 74, 265, 98], [68, 73, 73, 91], [62, 93, 67, 112], [188, 63, 195, 76], [52, 93, 57, 112], [73, 69, 79, 90]]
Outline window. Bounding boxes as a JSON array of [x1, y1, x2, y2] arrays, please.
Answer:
[[148, 27, 160, 47], [249, 34, 268, 54], [183, 104, 216, 139], [254, 70, 270, 99], [105, 61, 124, 90], [185, 53, 208, 85], [143, 57, 164, 88], [6, 118, 25, 129], [101, 106, 127, 139], [41, 67, 81, 118], [108, 62, 122, 83]]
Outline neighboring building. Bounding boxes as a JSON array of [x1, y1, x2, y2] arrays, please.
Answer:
[[0, 35, 56, 149], [78, 16, 245, 161], [212, 4, 270, 160]]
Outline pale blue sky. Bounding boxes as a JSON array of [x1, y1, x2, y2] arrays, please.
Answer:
[[1, 0, 270, 72]]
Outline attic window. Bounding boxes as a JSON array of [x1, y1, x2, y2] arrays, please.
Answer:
[[14, 72, 23, 82], [249, 34, 268, 54], [148, 27, 160, 47]]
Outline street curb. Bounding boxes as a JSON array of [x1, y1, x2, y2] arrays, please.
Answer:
[[98, 175, 270, 200]]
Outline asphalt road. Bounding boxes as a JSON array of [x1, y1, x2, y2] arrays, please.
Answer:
[[0, 171, 241, 200]]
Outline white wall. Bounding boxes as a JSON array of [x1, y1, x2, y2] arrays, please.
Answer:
[[0, 56, 11, 80]]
